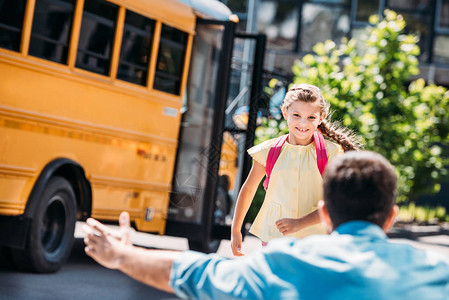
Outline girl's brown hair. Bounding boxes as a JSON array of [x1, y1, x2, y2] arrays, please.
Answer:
[[281, 83, 362, 152]]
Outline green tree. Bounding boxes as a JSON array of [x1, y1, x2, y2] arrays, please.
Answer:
[[256, 10, 449, 205]]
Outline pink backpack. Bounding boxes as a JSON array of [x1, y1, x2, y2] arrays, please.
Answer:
[[262, 132, 328, 191]]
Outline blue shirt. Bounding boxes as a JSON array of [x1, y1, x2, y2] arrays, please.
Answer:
[[169, 221, 449, 300]]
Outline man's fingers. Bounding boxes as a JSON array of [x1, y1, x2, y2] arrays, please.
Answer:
[[84, 235, 94, 246], [119, 211, 131, 244], [86, 218, 110, 235], [85, 246, 94, 256], [82, 224, 101, 238], [84, 231, 105, 248], [84, 246, 100, 261], [119, 211, 130, 228]]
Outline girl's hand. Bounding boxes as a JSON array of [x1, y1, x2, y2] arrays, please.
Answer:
[[231, 231, 244, 256], [275, 218, 302, 235]]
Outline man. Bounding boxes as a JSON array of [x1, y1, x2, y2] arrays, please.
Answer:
[[84, 151, 449, 299]]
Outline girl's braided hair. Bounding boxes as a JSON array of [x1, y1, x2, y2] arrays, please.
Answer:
[[281, 83, 362, 152]]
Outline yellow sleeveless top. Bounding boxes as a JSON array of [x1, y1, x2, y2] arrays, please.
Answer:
[[247, 137, 344, 242]]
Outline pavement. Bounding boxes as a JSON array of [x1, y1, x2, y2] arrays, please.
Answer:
[[387, 223, 449, 257]]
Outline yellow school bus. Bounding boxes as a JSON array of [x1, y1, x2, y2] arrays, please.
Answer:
[[0, 0, 266, 272]]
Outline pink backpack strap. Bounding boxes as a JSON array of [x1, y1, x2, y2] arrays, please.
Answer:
[[313, 131, 328, 177], [263, 134, 288, 191]]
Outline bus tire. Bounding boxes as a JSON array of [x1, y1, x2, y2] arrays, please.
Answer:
[[188, 238, 220, 254], [12, 176, 77, 273]]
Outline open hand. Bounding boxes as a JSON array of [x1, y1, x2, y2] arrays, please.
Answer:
[[84, 211, 131, 269]]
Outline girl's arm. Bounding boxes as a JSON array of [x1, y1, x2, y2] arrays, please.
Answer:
[[275, 210, 321, 235], [230, 161, 265, 256]]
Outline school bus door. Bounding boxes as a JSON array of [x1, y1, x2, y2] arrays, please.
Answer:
[[165, 18, 266, 253], [214, 32, 267, 243]]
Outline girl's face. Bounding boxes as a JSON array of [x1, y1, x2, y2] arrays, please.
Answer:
[[282, 100, 324, 146]]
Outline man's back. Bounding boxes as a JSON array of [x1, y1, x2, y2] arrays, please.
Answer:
[[171, 221, 449, 300], [265, 221, 448, 299]]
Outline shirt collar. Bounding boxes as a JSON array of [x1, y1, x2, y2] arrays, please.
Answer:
[[332, 221, 388, 240]]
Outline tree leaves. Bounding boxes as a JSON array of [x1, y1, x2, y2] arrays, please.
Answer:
[[263, 9, 449, 202]]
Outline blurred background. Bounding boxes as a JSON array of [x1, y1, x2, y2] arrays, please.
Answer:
[[221, 0, 449, 225]]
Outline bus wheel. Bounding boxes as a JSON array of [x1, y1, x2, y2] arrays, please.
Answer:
[[12, 176, 77, 273], [188, 238, 221, 254]]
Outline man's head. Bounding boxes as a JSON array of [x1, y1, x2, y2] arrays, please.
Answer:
[[318, 151, 398, 232]]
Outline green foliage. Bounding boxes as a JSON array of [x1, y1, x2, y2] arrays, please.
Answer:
[[245, 181, 266, 224], [398, 203, 449, 223], [288, 10, 449, 202]]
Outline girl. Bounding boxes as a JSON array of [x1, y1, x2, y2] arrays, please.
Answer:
[[231, 83, 361, 256]]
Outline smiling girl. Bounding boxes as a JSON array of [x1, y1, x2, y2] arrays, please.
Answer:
[[231, 84, 361, 256]]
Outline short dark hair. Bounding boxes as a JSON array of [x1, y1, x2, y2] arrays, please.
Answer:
[[323, 151, 397, 228]]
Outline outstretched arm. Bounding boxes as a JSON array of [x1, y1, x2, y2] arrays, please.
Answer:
[[84, 213, 178, 293], [84, 211, 268, 298]]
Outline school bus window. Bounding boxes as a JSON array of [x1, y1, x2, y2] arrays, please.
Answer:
[[117, 10, 155, 86], [29, 0, 75, 64], [153, 24, 188, 95], [0, 0, 27, 52], [76, 0, 118, 75]]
